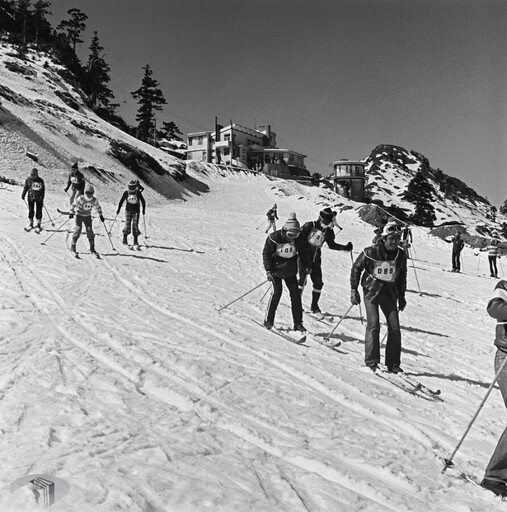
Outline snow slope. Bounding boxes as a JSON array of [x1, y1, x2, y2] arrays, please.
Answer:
[[1, 166, 506, 511]]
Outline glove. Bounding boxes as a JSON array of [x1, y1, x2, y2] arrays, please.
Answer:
[[350, 289, 361, 305], [266, 271, 274, 282], [99, 215, 105, 223], [64, 188, 68, 193], [69, 213, 74, 219], [346, 242, 353, 251], [399, 296, 407, 312]]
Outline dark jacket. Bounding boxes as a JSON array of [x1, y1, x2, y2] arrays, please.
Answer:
[[300, 220, 348, 264], [350, 241, 407, 302], [65, 169, 85, 193], [117, 190, 146, 214], [451, 236, 464, 252], [266, 208, 278, 221], [487, 281, 507, 352], [263, 230, 311, 279], [22, 176, 45, 202]]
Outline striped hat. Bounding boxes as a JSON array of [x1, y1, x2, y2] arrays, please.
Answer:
[[282, 212, 301, 234]]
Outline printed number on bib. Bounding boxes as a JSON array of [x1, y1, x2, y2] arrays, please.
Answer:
[[31, 182, 42, 191], [276, 242, 296, 259], [127, 194, 138, 204], [372, 260, 396, 282], [83, 201, 93, 211], [308, 228, 325, 248], [71, 176, 78, 184]]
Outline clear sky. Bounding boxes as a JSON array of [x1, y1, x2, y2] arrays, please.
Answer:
[[49, 0, 507, 205]]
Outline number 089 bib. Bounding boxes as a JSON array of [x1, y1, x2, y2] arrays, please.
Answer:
[[372, 260, 396, 282]]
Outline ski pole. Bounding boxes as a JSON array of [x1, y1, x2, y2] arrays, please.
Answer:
[[442, 354, 507, 473], [256, 219, 268, 230], [101, 219, 116, 250], [143, 213, 148, 239], [350, 251, 364, 324], [41, 217, 71, 245], [324, 304, 354, 342], [476, 251, 481, 273], [259, 283, 272, 303], [108, 213, 118, 236], [408, 247, 422, 295], [43, 205, 55, 227], [218, 280, 269, 312]]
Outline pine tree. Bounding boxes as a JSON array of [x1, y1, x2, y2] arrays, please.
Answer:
[[157, 121, 182, 142], [83, 31, 116, 114], [15, 0, 30, 48], [33, 0, 51, 48], [56, 8, 87, 52], [500, 199, 507, 216], [402, 170, 436, 226], [131, 65, 166, 143]]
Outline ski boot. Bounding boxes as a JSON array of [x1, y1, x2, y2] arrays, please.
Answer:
[[25, 221, 34, 232], [293, 323, 307, 333], [133, 237, 140, 250]]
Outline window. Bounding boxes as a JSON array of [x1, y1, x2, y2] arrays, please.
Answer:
[[224, 134, 230, 141], [197, 136, 203, 145]]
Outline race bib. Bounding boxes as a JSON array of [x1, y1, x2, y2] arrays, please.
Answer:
[[127, 194, 138, 204], [71, 176, 78, 184], [308, 228, 325, 248], [82, 201, 93, 211], [275, 241, 296, 259], [31, 182, 42, 191], [372, 260, 396, 282]]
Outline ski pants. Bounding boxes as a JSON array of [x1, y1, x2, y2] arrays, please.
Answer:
[[69, 187, 83, 205], [489, 256, 498, 277], [298, 260, 323, 309], [452, 249, 462, 272], [123, 211, 141, 238], [364, 292, 401, 368], [265, 220, 276, 233], [27, 198, 43, 222], [484, 349, 507, 482], [265, 275, 302, 326], [72, 215, 94, 249]]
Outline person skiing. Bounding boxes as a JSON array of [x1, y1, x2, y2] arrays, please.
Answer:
[[69, 182, 104, 256], [265, 204, 278, 233], [21, 167, 45, 232], [298, 207, 353, 314], [64, 163, 85, 205], [262, 212, 311, 332], [350, 221, 408, 372], [116, 179, 146, 248], [448, 232, 465, 272], [481, 280, 507, 496], [485, 238, 500, 278]]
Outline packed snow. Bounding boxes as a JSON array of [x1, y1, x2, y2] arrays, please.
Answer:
[[0, 166, 506, 511]]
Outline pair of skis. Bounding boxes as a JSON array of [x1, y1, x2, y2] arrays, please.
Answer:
[[376, 369, 442, 400], [24, 226, 42, 234], [252, 320, 307, 345], [70, 248, 100, 259]]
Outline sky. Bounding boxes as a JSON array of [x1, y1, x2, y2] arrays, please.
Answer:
[[48, 0, 507, 206]]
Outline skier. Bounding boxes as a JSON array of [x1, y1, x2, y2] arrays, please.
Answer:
[[481, 280, 507, 496], [448, 232, 465, 272], [21, 168, 45, 232], [265, 204, 278, 233], [116, 179, 146, 248], [262, 212, 311, 332], [298, 207, 353, 314], [69, 183, 104, 256], [64, 163, 85, 205], [350, 221, 408, 372], [485, 238, 500, 278]]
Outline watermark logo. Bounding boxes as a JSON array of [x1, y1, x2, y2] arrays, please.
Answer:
[[10, 474, 70, 509]]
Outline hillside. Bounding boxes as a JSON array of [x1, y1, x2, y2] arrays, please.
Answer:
[[2, 42, 507, 511]]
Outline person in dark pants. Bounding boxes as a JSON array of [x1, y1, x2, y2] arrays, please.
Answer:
[[64, 163, 85, 205], [450, 232, 465, 272], [117, 179, 146, 248], [21, 168, 45, 231], [350, 222, 408, 372], [485, 239, 500, 278], [265, 204, 278, 233], [482, 280, 507, 496], [262, 212, 311, 332], [297, 207, 352, 313]]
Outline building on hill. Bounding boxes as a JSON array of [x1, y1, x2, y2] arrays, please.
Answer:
[[186, 122, 310, 181], [329, 159, 367, 201]]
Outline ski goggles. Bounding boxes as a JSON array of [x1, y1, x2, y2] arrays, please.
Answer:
[[384, 224, 402, 236], [285, 230, 300, 240]]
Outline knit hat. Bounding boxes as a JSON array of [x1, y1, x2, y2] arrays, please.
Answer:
[[72, 162, 78, 170], [128, 179, 139, 193], [282, 212, 301, 238], [381, 221, 402, 237], [319, 207, 335, 225], [273, 204, 277, 209], [30, 168, 38, 178], [84, 183, 95, 195]]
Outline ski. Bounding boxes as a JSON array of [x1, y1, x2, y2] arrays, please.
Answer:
[[24, 226, 33, 232], [376, 370, 423, 396], [306, 312, 334, 325], [397, 373, 442, 398], [311, 334, 341, 348], [440, 459, 483, 490], [252, 320, 306, 345]]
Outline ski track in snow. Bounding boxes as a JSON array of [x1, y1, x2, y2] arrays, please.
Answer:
[[0, 173, 504, 511]]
